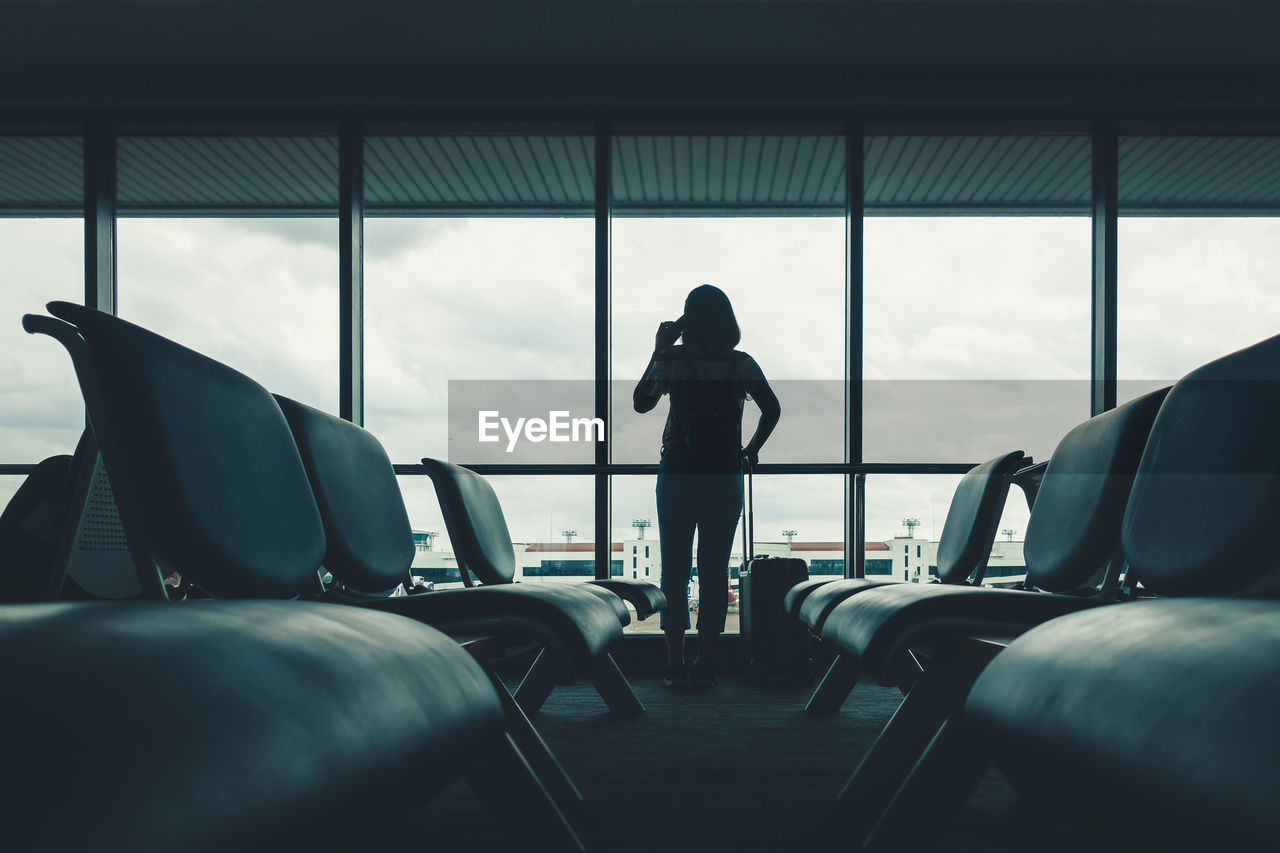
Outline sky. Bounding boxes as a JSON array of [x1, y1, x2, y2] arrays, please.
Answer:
[[4, 212, 1280, 554]]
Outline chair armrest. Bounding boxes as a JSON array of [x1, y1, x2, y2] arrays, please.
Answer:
[[587, 579, 668, 621]]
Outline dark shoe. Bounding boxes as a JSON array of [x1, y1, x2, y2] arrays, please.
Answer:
[[688, 661, 718, 689], [662, 661, 689, 688]]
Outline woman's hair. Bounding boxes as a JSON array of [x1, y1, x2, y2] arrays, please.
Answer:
[[680, 284, 741, 351]]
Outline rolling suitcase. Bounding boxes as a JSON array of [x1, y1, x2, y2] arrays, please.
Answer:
[[738, 468, 812, 685]]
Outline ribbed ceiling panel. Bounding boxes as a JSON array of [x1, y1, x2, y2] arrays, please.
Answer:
[[6, 132, 1280, 217], [611, 135, 846, 214], [1120, 136, 1280, 213], [116, 136, 339, 214], [0, 136, 82, 213], [865, 134, 1092, 214], [365, 134, 595, 214]]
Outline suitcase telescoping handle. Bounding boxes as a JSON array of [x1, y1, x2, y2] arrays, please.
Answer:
[[741, 459, 753, 566]]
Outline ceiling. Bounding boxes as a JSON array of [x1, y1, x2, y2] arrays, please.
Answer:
[[2, 1, 1280, 109]]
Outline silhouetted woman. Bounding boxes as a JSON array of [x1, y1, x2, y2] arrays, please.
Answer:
[[634, 284, 781, 688]]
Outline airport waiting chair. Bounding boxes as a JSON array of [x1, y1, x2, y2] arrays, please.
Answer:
[[792, 450, 1026, 712], [867, 598, 1280, 852], [422, 456, 667, 622], [273, 393, 648, 716], [785, 451, 1026, 639], [22, 302, 586, 850], [860, 337, 1280, 849], [0, 598, 549, 853], [816, 386, 1168, 838], [419, 456, 668, 712]]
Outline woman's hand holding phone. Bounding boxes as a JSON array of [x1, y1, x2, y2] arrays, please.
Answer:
[[654, 320, 682, 353]]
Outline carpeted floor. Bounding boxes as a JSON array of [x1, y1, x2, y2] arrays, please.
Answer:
[[366, 674, 1021, 852]]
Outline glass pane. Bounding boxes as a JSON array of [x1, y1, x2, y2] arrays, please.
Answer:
[[116, 218, 339, 411], [0, 132, 84, 462], [611, 132, 846, 468], [0, 218, 84, 461], [748, 474, 846, 580], [116, 131, 340, 411], [865, 474, 1029, 585], [1119, 135, 1280, 398], [364, 131, 595, 464], [612, 473, 844, 634], [1118, 218, 1280, 394], [612, 475, 666, 634], [863, 130, 1092, 464], [365, 216, 594, 462], [402, 474, 594, 590]]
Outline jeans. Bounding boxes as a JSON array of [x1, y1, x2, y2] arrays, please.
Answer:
[[656, 468, 744, 633]]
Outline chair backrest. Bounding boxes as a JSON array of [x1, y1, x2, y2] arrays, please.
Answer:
[[935, 450, 1025, 584], [1023, 387, 1169, 593], [1122, 334, 1280, 596], [421, 457, 516, 585], [56, 429, 144, 600], [25, 302, 327, 599], [0, 453, 73, 602], [275, 395, 415, 595]]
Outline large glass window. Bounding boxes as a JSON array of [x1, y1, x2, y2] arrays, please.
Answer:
[[402, 474, 593, 590], [363, 132, 595, 463], [863, 130, 1092, 465], [115, 132, 340, 411], [611, 132, 846, 631], [865, 474, 1030, 585], [0, 133, 85, 462], [363, 131, 599, 596], [1118, 134, 1280, 399]]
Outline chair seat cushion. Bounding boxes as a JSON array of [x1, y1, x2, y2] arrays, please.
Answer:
[[0, 599, 503, 853], [362, 582, 625, 669], [797, 577, 900, 633], [588, 579, 668, 620], [821, 582, 1104, 682], [783, 577, 833, 618], [964, 598, 1280, 848]]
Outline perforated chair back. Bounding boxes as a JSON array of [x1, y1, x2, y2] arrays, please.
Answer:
[[936, 450, 1026, 584], [24, 302, 327, 599], [421, 457, 516, 585], [1023, 387, 1169, 592], [275, 395, 415, 594], [1122, 334, 1280, 596]]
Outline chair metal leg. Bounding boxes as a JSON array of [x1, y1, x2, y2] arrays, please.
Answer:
[[590, 652, 645, 715], [485, 666, 583, 813], [466, 733, 584, 853], [805, 653, 860, 713], [828, 651, 982, 837], [862, 714, 988, 851], [514, 647, 558, 714]]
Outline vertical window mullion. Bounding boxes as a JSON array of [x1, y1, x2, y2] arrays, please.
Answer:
[[339, 120, 364, 425], [84, 119, 116, 314], [847, 121, 865, 579], [1092, 117, 1118, 416], [594, 123, 611, 580]]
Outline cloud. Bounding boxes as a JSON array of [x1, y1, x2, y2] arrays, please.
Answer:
[[0, 218, 90, 460], [115, 218, 340, 412]]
